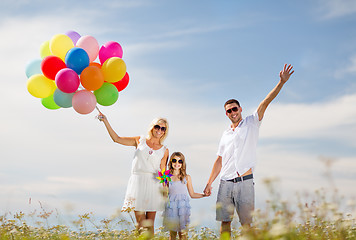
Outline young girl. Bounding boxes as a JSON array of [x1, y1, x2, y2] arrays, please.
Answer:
[[163, 152, 206, 240]]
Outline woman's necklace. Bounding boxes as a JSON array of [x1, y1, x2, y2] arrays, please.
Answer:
[[147, 138, 160, 155]]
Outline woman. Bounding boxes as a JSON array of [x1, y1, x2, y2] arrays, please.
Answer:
[[98, 113, 169, 235]]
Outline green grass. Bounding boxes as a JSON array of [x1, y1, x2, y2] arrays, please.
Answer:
[[1, 179, 355, 239]]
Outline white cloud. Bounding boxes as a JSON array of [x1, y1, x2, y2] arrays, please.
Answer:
[[103, 0, 153, 9], [255, 147, 356, 200], [261, 93, 356, 145], [145, 24, 242, 40], [125, 40, 188, 58], [316, 0, 356, 20], [335, 54, 356, 78]]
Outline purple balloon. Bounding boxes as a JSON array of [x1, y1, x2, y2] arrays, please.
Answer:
[[55, 68, 80, 93], [65, 30, 81, 45]]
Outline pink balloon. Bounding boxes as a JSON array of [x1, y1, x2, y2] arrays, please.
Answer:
[[55, 68, 80, 93], [76, 35, 99, 62], [72, 90, 97, 114], [99, 41, 123, 64]]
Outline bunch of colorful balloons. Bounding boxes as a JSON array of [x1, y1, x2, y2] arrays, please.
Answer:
[[25, 30, 130, 114]]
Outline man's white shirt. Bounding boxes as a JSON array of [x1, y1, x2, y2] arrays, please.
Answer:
[[217, 111, 262, 180]]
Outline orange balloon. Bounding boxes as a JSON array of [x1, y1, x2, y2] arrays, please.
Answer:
[[80, 66, 104, 91], [89, 62, 101, 68]]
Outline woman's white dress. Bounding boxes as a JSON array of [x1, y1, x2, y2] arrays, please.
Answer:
[[122, 136, 166, 212]]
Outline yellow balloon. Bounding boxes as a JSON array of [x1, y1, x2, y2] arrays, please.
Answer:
[[27, 74, 56, 98], [40, 40, 51, 59], [102, 57, 126, 83], [49, 34, 74, 60]]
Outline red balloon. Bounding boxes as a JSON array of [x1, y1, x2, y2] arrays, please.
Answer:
[[41, 55, 66, 80], [112, 72, 129, 92]]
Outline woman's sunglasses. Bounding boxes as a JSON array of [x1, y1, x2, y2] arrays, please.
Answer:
[[171, 159, 183, 164], [226, 107, 238, 114], [154, 125, 166, 132]]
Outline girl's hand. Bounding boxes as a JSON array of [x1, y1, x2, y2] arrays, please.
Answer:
[[161, 184, 169, 198]]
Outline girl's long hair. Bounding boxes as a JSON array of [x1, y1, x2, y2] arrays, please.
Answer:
[[168, 152, 187, 182]]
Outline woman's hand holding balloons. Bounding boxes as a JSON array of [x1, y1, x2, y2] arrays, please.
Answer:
[[97, 112, 106, 122]]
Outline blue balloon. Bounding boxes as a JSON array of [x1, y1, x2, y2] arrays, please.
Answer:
[[25, 59, 42, 78], [53, 89, 74, 108], [65, 47, 89, 74]]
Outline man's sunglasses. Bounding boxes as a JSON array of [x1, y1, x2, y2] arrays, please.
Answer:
[[154, 125, 166, 132], [226, 107, 239, 114], [171, 159, 183, 164]]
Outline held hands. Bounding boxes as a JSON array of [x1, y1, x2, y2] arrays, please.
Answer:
[[280, 64, 294, 84], [203, 184, 212, 197]]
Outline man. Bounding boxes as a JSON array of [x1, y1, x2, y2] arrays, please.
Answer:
[[204, 64, 294, 235]]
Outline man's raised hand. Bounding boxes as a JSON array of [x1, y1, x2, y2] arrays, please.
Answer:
[[280, 64, 294, 83]]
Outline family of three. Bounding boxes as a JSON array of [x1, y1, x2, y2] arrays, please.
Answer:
[[98, 64, 294, 239]]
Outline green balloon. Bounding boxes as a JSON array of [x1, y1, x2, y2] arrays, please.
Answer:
[[41, 94, 60, 110], [94, 82, 119, 106]]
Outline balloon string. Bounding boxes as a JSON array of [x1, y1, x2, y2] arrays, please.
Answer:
[[95, 106, 105, 121]]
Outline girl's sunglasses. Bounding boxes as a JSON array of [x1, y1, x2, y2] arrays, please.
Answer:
[[226, 107, 238, 114], [154, 125, 166, 132], [171, 159, 183, 164]]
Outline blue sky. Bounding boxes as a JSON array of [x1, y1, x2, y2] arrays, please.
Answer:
[[1, 0, 356, 229]]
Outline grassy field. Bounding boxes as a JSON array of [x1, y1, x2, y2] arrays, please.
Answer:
[[1, 179, 355, 239]]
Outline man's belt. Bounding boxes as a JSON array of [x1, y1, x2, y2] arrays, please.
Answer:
[[226, 174, 253, 183]]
